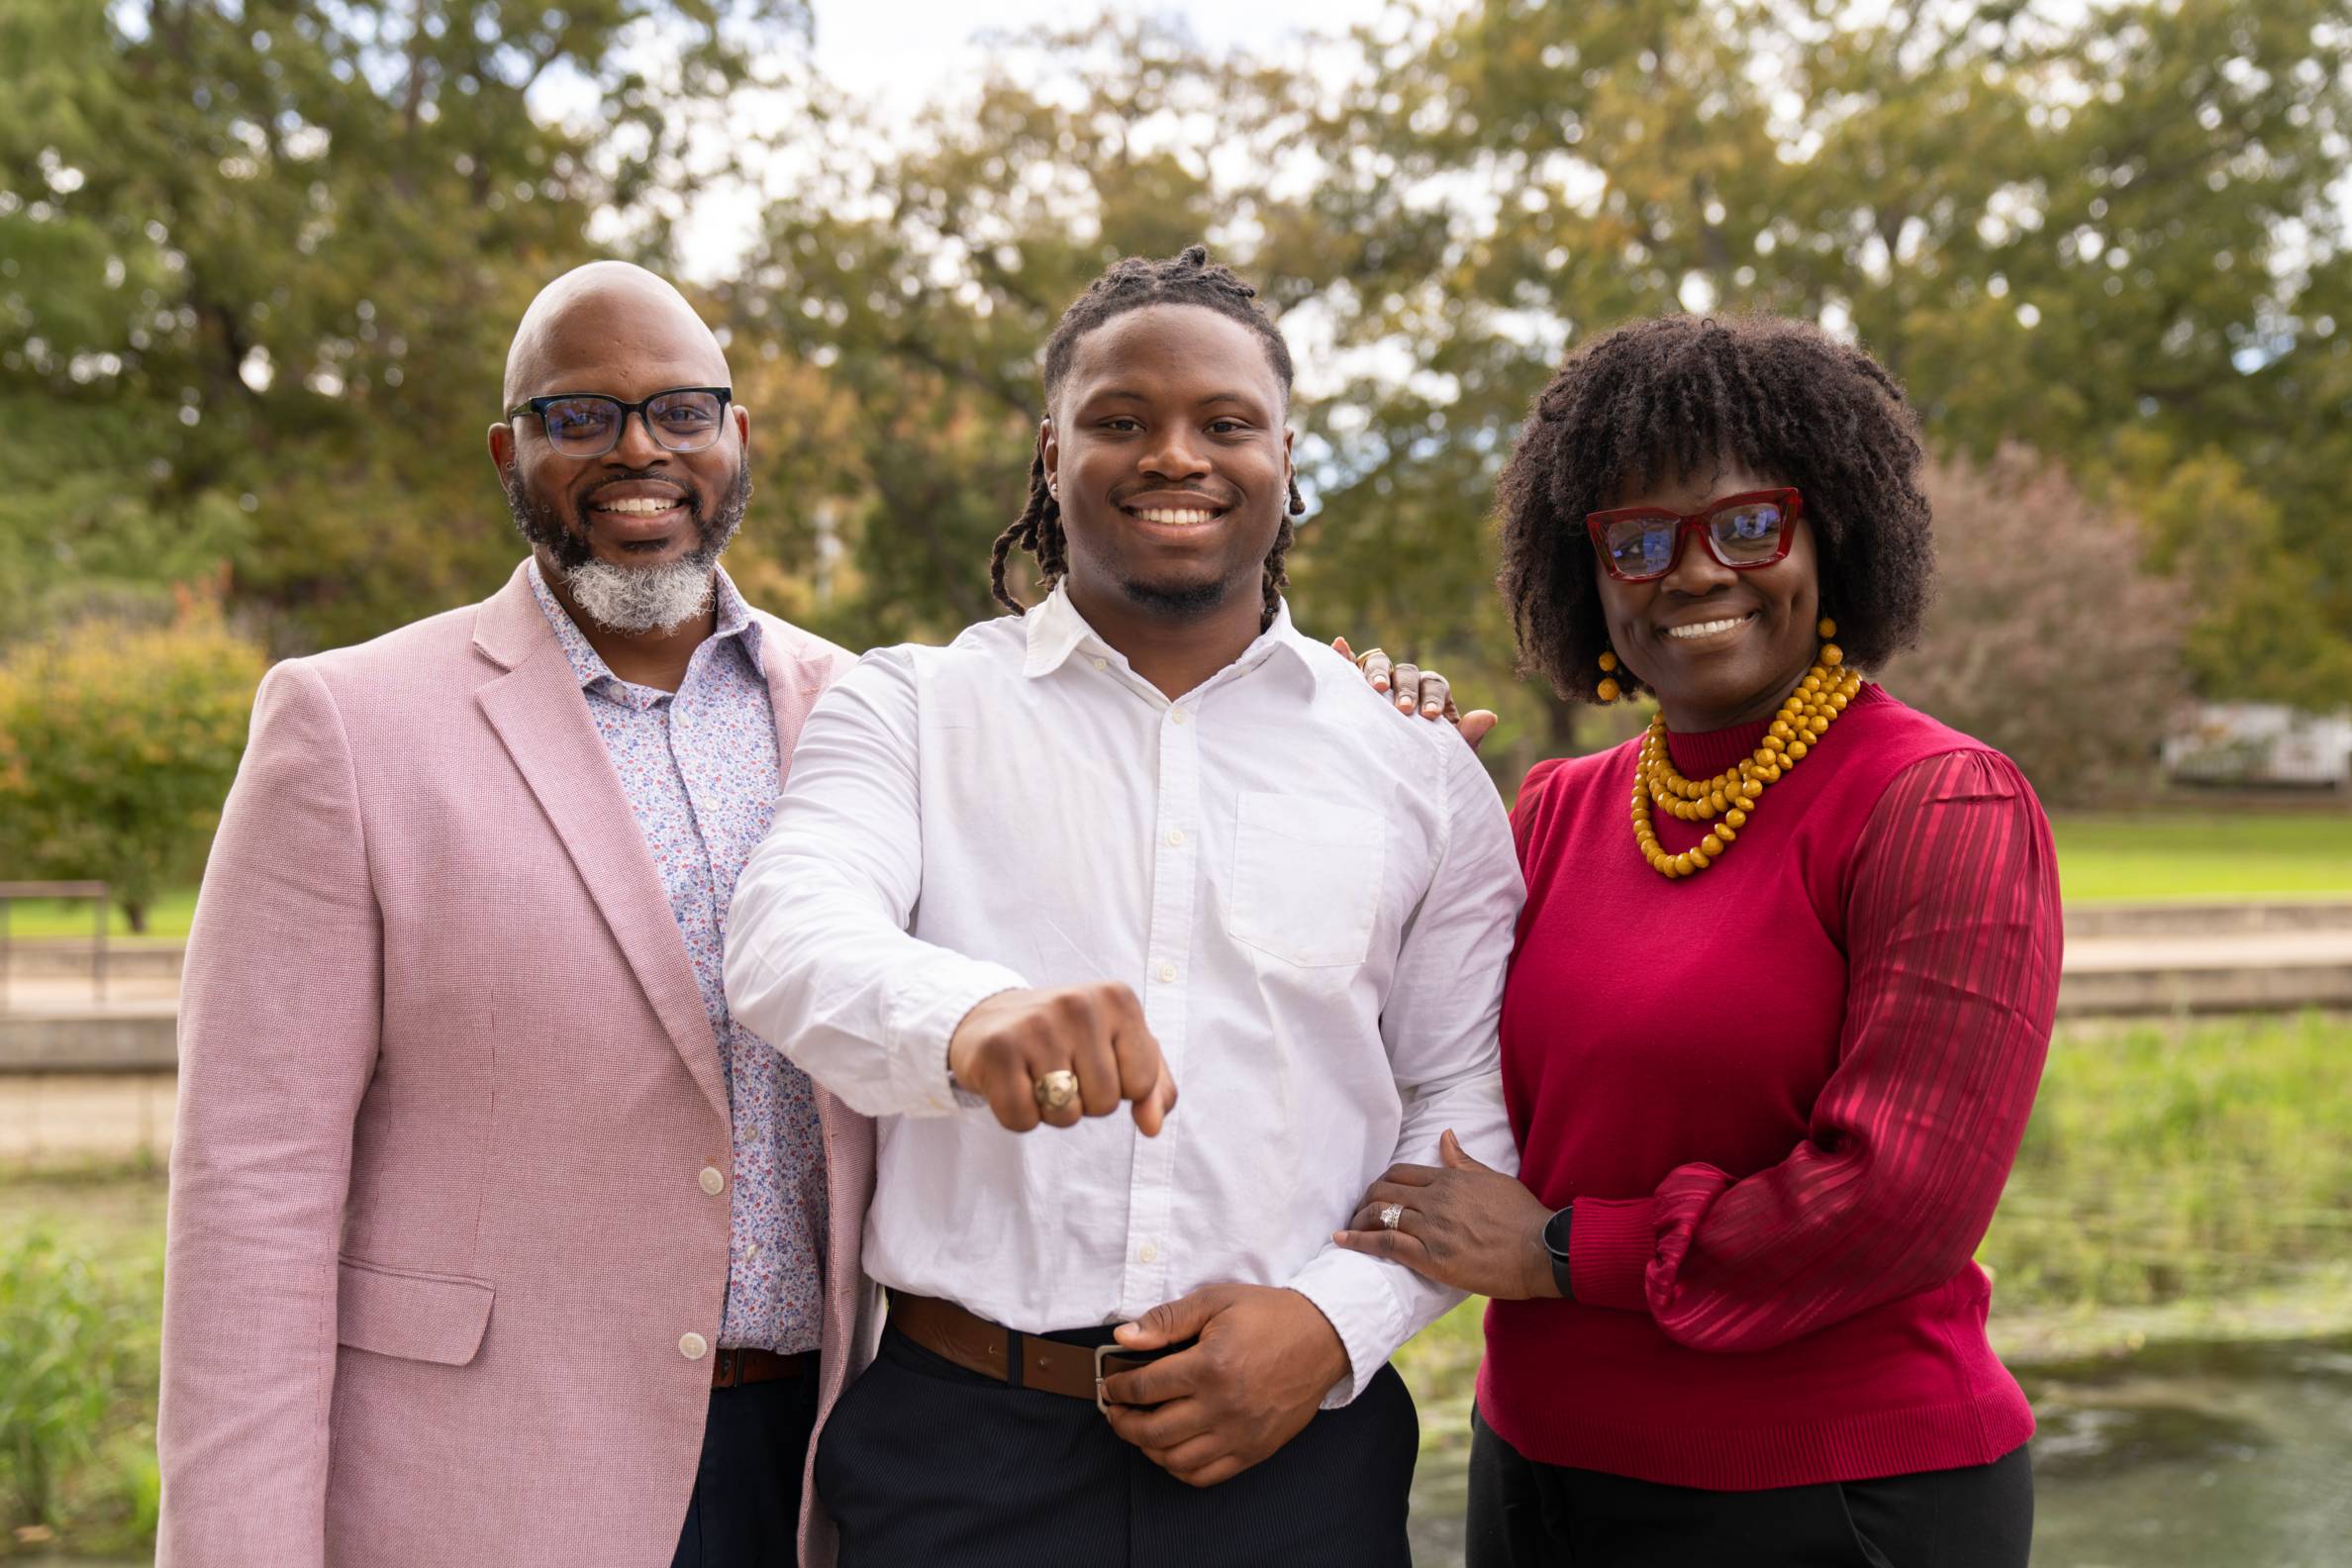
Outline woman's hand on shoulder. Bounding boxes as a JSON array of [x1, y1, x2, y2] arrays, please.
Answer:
[[1334, 636, 1499, 750], [1334, 1130, 1561, 1300]]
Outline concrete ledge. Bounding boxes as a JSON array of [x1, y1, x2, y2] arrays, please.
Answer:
[[0, 1069, 175, 1163], [2057, 962, 2352, 1017], [2065, 900, 2352, 940], [0, 939, 187, 982], [0, 1008, 179, 1071]]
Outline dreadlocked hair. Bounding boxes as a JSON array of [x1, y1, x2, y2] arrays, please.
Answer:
[[1495, 313, 1935, 704], [990, 244, 1308, 629]]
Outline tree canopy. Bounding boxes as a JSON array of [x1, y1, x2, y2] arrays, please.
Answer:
[[8, 0, 2348, 800]]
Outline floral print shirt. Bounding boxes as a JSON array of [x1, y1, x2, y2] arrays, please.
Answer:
[[529, 558, 825, 1353]]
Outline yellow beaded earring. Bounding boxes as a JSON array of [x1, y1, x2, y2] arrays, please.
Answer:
[[1596, 649, 1621, 704]]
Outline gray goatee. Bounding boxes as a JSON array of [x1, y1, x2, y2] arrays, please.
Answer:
[[504, 460, 749, 636]]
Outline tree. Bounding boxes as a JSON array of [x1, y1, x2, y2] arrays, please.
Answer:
[[1881, 448, 2190, 804], [0, 601, 266, 931], [724, 0, 2349, 796], [2, 0, 813, 655], [2115, 438, 2352, 713]]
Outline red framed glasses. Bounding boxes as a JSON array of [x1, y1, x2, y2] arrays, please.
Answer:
[[1585, 488, 1803, 583]]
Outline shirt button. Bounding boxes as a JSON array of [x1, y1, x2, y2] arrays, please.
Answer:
[[1138, 1242, 1159, 1263], [1092, 656, 1109, 671], [679, 1332, 709, 1360], [1165, 828, 1186, 847], [1155, 961, 1177, 984], [1169, 708, 1189, 726], [699, 1166, 726, 1195]]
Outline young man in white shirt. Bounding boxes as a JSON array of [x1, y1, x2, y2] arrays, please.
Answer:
[[724, 245, 1522, 1565]]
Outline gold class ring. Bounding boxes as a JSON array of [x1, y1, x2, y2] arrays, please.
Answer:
[[1033, 1069, 1081, 1112]]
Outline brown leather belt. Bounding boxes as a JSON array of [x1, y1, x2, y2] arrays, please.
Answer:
[[711, 1346, 814, 1390], [889, 1293, 1168, 1411]]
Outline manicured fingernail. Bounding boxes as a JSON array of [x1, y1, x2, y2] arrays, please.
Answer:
[[1422, 702, 1441, 716], [1372, 677, 1388, 691]]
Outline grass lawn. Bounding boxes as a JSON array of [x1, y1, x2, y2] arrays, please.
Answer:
[[0, 888, 198, 940], [2051, 811, 2352, 902]]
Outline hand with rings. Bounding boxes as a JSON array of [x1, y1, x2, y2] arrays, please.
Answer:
[[946, 982, 1178, 1136], [1333, 1129, 1563, 1300], [1329, 636, 1500, 750]]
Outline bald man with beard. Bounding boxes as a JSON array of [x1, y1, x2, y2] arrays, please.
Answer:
[[158, 263, 879, 1568]]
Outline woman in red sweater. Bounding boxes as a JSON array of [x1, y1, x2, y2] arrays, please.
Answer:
[[1338, 314, 2060, 1566]]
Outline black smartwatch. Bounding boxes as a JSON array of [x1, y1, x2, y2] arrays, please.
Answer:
[[1541, 1206, 1575, 1299]]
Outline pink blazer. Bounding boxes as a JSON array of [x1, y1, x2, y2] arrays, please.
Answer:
[[158, 562, 879, 1567]]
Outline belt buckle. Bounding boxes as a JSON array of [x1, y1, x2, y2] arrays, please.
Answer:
[[1094, 1342, 1118, 1415]]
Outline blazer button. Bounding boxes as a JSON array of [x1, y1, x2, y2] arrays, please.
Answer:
[[679, 1332, 709, 1360], [700, 1166, 726, 1195]]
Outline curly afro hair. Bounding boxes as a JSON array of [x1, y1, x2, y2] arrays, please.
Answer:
[[1495, 313, 1935, 704]]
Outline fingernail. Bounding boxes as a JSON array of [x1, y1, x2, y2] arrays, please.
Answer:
[[1372, 678, 1388, 691], [1422, 702, 1441, 716]]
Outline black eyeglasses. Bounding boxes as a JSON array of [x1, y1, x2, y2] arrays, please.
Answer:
[[506, 386, 733, 458]]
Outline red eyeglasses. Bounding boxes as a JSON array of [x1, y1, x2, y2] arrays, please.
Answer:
[[1585, 489, 1803, 583]]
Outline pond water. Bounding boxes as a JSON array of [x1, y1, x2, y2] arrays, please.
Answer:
[[20, 1336, 2349, 1566], [1405, 1334, 2352, 1567]]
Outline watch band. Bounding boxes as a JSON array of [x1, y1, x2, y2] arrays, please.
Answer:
[[1542, 1205, 1574, 1300]]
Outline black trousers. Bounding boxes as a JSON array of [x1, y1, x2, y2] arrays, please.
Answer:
[[816, 1323, 1421, 1567], [1466, 1405, 2032, 1568], [670, 1368, 822, 1568]]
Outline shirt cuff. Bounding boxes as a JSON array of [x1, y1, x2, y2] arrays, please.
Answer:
[[1568, 1197, 1659, 1313], [1285, 1247, 1410, 1408], [882, 959, 1029, 1116]]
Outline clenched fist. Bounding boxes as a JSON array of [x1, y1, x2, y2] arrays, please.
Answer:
[[947, 983, 1178, 1135]]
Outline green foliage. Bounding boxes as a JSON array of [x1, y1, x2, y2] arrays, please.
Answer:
[[10, 0, 2352, 760], [2, 0, 813, 655], [718, 0, 2352, 787], [0, 1228, 162, 1551], [1989, 1013, 2352, 1313], [2116, 440, 2352, 711], [0, 611, 265, 931]]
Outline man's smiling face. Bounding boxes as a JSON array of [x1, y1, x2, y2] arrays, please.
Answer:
[[491, 264, 749, 634], [1041, 303, 1294, 623]]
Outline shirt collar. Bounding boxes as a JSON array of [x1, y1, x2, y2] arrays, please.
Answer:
[[525, 556, 764, 691], [1021, 582, 1321, 696]]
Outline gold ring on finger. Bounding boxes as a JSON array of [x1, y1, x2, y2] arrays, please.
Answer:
[[1353, 645, 1387, 671], [1378, 1202, 1404, 1231], [1034, 1069, 1081, 1112]]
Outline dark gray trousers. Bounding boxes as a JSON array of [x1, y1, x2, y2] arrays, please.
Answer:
[[817, 1323, 1420, 1568], [669, 1371, 821, 1568], [1466, 1405, 2033, 1568]]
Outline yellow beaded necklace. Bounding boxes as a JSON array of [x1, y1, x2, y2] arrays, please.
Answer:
[[1629, 618, 1862, 879]]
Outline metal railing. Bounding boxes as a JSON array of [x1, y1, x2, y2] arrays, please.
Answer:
[[0, 880, 111, 1012]]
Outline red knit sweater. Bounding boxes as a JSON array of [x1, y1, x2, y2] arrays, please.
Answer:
[[1477, 684, 2062, 1490]]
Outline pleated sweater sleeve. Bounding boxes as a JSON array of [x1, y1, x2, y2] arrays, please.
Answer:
[[1566, 747, 2064, 1351]]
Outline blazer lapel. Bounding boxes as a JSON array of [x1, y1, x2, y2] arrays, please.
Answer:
[[473, 569, 730, 1127], [759, 635, 836, 785]]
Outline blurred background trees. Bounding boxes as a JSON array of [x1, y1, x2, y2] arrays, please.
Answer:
[[0, 593, 265, 931], [6, 0, 2349, 812]]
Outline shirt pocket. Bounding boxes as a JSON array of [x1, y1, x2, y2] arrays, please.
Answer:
[[1226, 791, 1387, 968]]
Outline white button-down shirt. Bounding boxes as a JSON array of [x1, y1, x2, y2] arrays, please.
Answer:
[[724, 587, 1522, 1402]]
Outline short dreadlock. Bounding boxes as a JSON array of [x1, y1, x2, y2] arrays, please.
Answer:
[[990, 244, 1308, 628], [1496, 313, 1935, 703]]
